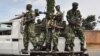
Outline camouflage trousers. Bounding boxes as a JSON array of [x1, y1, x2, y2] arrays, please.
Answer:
[[36, 32, 45, 46], [68, 25, 85, 45], [63, 27, 75, 47], [46, 29, 59, 46], [72, 26, 85, 44], [23, 22, 36, 49]]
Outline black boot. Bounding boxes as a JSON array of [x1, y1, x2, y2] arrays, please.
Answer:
[[65, 44, 70, 51], [53, 45, 59, 51], [80, 43, 86, 51], [70, 43, 74, 51], [46, 43, 51, 51], [40, 46, 47, 51], [34, 46, 39, 51], [36, 44, 42, 51], [30, 46, 38, 51], [38, 45, 44, 51], [70, 46, 74, 51], [21, 47, 28, 54]]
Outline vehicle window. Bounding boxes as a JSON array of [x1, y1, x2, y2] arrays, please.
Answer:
[[0, 23, 12, 35]]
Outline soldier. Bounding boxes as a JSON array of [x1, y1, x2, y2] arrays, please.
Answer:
[[66, 2, 86, 51], [35, 19, 46, 51], [45, 5, 63, 51], [52, 23, 60, 51], [12, 4, 39, 52], [45, 12, 60, 51], [45, 13, 54, 51], [55, 5, 63, 26], [60, 21, 75, 51], [51, 5, 63, 51]]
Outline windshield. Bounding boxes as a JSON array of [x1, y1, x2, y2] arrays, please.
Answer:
[[0, 22, 12, 35]]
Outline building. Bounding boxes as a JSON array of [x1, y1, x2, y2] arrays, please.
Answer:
[[85, 30, 100, 49]]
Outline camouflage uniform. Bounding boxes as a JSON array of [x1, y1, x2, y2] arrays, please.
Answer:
[[52, 28, 60, 51], [60, 21, 75, 51], [45, 12, 61, 51], [55, 11, 63, 25], [35, 20, 46, 50], [48, 8, 63, 51], [23, 10, 37, 50], [51, 11, 63, 51], [64, 26, 75, 51], [45, 28, 60, 51], [54, 5, 63, 27], [45, 5, 63, 51], [67, 9, 85, 51]]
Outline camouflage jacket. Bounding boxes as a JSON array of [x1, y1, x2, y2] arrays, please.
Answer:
[[66, 9, 82, 26], [35, 22, 46, 34], [23, 10, 35, 25], [55, 11, 63, 22]]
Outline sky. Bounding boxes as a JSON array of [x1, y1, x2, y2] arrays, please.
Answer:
[[0, 0, 100, 29]]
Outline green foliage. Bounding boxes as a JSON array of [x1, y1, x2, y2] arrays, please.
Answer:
[[46, 0, 55, 14], [85, 15, 95, 22], [82, 15, 97, 30]]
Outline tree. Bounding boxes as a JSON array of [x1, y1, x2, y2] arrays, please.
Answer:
[[82, 15, 97, 30], [46, 0, 55, 16]]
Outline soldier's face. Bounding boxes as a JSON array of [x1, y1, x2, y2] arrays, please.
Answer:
[[26, 6, 32, 10], [56, 6, 60, 11], [73, 5, 78, 10]]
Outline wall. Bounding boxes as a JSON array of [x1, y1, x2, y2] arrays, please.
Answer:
[[85, 30, 100, 45]]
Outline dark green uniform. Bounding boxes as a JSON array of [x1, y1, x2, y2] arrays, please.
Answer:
[[23, 10, 37, 50], [55, 11, 63, 26], [55, 5, 63, 27], [60, 21, 75, 51], [45, 13, 61, 51], [52, 27, 60, 51], [45, 28, 60, 51], [35, 20, 45, 50], [67, 9, 85, 51], [51, 10, 63, 51]]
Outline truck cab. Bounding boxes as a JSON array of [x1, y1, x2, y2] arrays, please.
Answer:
[[0, 20, 26, 55]]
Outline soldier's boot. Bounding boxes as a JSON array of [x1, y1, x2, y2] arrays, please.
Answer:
[[52, 45, 59, 51], [21, 47, 28, 54], [69, 43, 74, 51], [70, 46, 74, 51], [40, 46, 47, 51], [65, 44, 70, 51], [40, 46, 44, 51], [80, 43, 86, 52], [38, 45, 44, 51], [30, 46, 38, 51], [45, 43, 51, 51], [34, 46, 39, 51], [36, 43, 42, 51]]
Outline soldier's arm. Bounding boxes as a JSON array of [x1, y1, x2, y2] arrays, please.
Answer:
[[11, 13, 25, 20], [77, 10, 82, 20], [66, 11, 71, 23], [34, 9, 42, 17]]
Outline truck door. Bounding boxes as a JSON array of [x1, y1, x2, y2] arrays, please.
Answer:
[[11, 21, 21, 55], [0, 22, 13, 54]]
